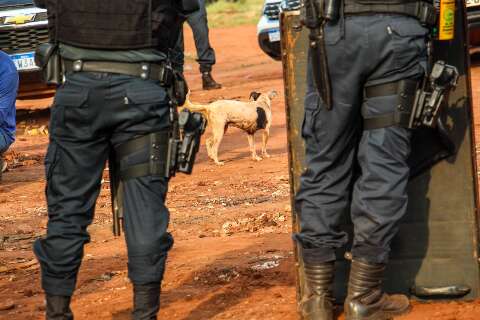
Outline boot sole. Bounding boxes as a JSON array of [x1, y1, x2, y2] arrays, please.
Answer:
[[345, 304, 412, 320]]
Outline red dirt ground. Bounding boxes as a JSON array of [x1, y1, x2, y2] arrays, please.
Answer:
[[0, 25, 480, 320]]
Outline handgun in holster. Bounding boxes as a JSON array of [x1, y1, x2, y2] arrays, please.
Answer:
[[410, 60, 459, 128], [166, 109, 207, 176]]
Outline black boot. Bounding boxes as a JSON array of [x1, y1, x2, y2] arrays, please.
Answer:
[[300, 262, 335, 320], [132, 283, 161, 320], [344, 258, 411, 320], [202, 72, 222, 90], [46, 295, 73, 320]]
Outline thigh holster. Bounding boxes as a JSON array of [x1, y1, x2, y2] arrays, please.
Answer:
[[108, 109, 206, 236], [114, 132, 170, 181], [363, 78, 420, 130], [109, 131, 170, 236], [363, 61, 459, 131]]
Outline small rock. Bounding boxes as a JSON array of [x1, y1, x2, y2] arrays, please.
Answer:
[[23, 289, 34, 297], [0, 299, 15, 311], [96, 272, 115, 281], [251, 260, 280, 271]]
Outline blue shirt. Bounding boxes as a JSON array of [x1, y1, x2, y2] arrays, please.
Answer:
[[0, 50, 18, 147]]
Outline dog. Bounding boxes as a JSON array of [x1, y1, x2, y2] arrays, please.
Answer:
[[182, 90, 278, 165]]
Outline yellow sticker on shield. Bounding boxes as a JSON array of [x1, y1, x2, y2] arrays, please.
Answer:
[[439, 0, 455, 40]]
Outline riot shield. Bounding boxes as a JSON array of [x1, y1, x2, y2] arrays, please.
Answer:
[[281, 0, 479, 315]]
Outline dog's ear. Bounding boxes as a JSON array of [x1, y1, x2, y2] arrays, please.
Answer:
[[268, 90, 278, 99], [249, 91, 261, 101]]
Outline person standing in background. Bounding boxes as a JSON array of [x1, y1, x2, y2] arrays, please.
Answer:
[[174, 0, 222, 90], [0, 50, 18, 181]]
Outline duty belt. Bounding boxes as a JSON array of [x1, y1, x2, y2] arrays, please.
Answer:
[[344, 1, 437, 26], [63, 59, 174, 85]]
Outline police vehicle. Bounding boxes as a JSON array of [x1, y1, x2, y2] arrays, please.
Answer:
[[257, 0, 300, 60], [0, 0, 51, 98]]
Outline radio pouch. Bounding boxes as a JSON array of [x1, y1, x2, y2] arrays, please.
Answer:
[[35, 43, 63, 86]]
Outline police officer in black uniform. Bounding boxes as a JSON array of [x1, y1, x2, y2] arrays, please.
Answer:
[[294, 0, 436, 319], [32, 1, 199, 319], [174, 0, 222, 90]]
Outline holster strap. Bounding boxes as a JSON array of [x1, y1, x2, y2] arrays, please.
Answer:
[[63, 59, 174, 85], [344, 1, 437, 26], [115, 132, 170, 180], [363, 79, 418, 130], [363, 113, 397, 130], [365, 81, 399, 98]]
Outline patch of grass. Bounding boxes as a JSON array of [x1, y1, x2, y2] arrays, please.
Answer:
[[207, 0, 265, 28]]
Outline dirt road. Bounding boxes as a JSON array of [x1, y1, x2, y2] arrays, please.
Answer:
[[1, 25, 480, 320]]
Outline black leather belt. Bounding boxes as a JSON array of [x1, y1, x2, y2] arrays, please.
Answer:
[[63, 59, 174, 85]]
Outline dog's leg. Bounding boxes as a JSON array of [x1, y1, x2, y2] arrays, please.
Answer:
[[206, 137, 214, 160], [247, 134, 262, 161], [211, 126, 225, 166], [261, 128, 271, 158]]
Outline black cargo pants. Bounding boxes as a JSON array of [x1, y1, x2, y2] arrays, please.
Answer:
[[33, 72, 174, 296], [172, 0, 216, 73], [294, 14, 428, 264]]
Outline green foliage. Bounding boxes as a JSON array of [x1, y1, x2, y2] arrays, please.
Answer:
[[206, 0, 264, 28]]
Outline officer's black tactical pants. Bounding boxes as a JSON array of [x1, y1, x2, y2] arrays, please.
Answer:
[[173, 0, 216, 73], [34, 72, 173, 296], [295, 14, 428, 264]]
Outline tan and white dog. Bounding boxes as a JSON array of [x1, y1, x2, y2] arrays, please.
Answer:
[[182, 90, 277, 165]]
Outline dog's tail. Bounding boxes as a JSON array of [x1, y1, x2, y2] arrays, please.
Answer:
[[180, 91, 209, 113]]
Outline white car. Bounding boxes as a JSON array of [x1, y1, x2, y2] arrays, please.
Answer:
[[257, 0, 300, 60], [0, 0, 51, 98]]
